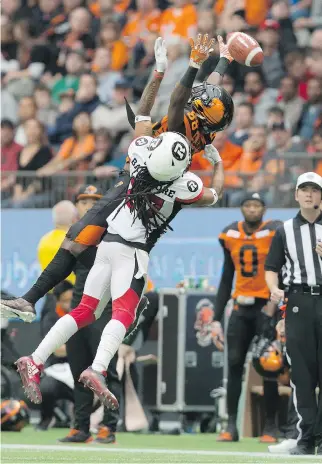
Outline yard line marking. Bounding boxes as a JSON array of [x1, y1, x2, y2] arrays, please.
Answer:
[[1, 444, 319, 460]]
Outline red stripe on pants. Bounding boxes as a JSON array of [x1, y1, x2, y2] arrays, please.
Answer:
[[112, 289, 139, 329], [70, 294, 98, 329]]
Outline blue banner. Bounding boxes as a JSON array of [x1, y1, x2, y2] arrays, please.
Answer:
[[1, 208, 296, 297]]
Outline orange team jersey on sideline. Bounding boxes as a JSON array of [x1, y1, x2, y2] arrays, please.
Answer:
[[152, 111, 216, 156], [219, 220, 282, 299]]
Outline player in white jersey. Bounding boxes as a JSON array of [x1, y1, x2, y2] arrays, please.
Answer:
[[14, 41, 224, 411]]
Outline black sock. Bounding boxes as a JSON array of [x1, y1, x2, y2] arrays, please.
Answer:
[[23, 249, 77, 305], [227, 364, 243, 417], [263, 379, 279, 424]]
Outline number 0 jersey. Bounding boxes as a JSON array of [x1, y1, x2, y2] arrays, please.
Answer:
[[219, 220, 281, 299], [107, 136, 204, 250]]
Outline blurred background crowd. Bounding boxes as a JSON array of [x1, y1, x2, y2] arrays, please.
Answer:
[[1, 0, 322, 208]]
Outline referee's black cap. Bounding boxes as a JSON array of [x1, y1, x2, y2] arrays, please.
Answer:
[[240, 192, 266, 207], [75, 185, 104, 203]]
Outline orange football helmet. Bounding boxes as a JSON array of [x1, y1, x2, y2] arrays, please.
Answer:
[[190, 83, 234, 133]]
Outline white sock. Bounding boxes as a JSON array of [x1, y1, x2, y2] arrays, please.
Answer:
[[32, 314, 78, 366], [92, 319, 126, 372]]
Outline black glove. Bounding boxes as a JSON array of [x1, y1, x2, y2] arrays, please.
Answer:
[[260, 310, 276, 340]]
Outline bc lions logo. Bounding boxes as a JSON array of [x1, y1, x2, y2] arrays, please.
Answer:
[[84, 185, 98, 195], [194, 298, 216, 347]]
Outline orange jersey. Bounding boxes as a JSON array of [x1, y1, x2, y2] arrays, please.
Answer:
[[152, 111, 216, 156], [219, 220, 281, 299]]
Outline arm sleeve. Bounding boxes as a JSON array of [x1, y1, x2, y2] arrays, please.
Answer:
[[265, 227, 286, 272], [214, 243, 235, 322]]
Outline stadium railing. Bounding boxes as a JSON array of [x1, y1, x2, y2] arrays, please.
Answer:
[[1, 152, 321, 208]]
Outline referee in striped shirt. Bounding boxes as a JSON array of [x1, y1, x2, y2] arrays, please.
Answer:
[[265, 172, 322, 456]]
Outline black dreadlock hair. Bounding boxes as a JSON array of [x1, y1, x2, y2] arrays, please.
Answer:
[[114, 165, 174, 241]]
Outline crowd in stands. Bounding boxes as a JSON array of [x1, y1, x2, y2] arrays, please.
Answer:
[[1, 0, 322, 207]]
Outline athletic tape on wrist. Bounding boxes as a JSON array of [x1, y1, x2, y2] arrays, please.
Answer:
[[135, 115, 152, 123], [154, 70, 164, 79], [209, 188, 219, 206]]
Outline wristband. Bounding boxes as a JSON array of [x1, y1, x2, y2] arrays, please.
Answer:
[[180, 66, 199, 88], [209, 188, 219, 206], [215, 57, 230, 76], [154, 70, 164, 79], [135, 115, 151, 123]]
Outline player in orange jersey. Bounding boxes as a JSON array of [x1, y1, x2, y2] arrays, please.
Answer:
[[126, 34, 235, 159], [214, 193, 281, 443]]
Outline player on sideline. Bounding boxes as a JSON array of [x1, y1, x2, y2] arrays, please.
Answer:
[[0, 34, 230, 322], [213, 193, 281, 443], [15, 116, 225, 409]]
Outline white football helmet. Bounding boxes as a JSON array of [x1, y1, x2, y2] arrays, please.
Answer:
[[146, 132, 191, 182]]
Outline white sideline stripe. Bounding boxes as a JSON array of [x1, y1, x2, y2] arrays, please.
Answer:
[[1, 444, 318, 459]]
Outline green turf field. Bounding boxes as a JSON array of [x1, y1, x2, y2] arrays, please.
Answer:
[[1, 428, 321, 464]]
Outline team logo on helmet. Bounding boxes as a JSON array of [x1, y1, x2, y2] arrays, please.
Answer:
[[190, 83, 234, 134], [84, 185, 98, 195], [172, 141, 187, 161], [1, 399, 29, 431]]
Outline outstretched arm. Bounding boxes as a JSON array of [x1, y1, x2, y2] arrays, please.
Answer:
[[206, 35, 234, 86], [134, 37, 168, 138], [167, 34, 215, 133]]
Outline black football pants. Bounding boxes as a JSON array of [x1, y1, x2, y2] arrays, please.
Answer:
[[285, 291, 322, 448], [227, 299, 279, 427]]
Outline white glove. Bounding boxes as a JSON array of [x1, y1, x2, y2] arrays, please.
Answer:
[[203, 144, 222, 165], [154, 37, 168, 73]]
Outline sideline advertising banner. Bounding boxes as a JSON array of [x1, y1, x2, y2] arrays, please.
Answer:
[[1, 208, 296, 297]]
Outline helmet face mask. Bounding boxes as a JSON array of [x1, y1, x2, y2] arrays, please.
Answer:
[[146, 132, 192, 183], [190, 83, 234, 133]]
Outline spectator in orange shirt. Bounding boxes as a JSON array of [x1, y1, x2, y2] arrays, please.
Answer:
[[214, 0, 268, 30], [38, 113, 95, 176], [212, 131, 243, 191], [190, 151, 214, 187], [122, 0, 161, 49], [99, 21, 129, 71], [160, 0, 197, 40], [229, 125, 266, 206]]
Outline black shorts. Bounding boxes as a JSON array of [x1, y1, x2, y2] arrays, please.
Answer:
[[66, 171, 130, 246]]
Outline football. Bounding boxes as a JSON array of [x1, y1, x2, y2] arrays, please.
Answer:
[[227, 32, 264, 67]]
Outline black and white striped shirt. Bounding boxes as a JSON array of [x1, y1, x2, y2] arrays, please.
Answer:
[[265, 212, 322, 286]]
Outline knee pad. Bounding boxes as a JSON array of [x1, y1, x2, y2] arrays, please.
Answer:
[[112, 289, 140, 330], [70, 295, 99, 329]]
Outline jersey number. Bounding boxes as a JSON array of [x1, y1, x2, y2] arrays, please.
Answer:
[[239, 244, 258, 277]]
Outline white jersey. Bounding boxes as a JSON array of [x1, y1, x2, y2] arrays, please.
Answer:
[[106, 136, 204, 248]]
